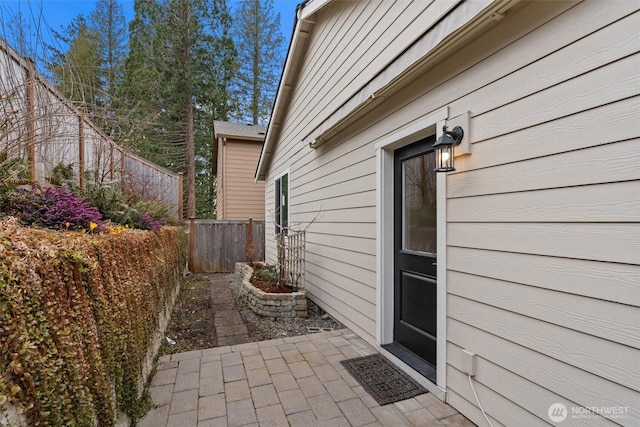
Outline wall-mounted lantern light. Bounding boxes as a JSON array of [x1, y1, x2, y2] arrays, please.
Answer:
[[433, 125, 464, 172]]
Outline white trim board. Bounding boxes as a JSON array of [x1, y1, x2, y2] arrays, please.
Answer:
[[375, 108, 448, 395], [273, 168, 291, 236]]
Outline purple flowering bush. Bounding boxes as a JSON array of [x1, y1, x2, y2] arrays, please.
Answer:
[[2, 182, 171, 233], [132, 212, 163, 232], [13, 186, 104, 231]]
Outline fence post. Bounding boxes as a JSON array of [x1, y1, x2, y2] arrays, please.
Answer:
[[25, 58, 36, 180], [189, 217, 195, 272], [109, 142, 114, 181], [78, 114, 84, 190], [120, 150, 125, 186], [178, 172, 184, 221]]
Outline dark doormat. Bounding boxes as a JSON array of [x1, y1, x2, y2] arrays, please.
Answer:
[[341, 353, 427, 405]]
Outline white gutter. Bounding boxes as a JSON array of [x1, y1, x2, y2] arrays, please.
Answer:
[[255, 0, 334, 181], [215, 134, 264, 142]]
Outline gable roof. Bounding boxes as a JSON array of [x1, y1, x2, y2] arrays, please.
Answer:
[[254, 0, 330, 181], [214, 121, 267, 141], [255, 0, 521, 181]]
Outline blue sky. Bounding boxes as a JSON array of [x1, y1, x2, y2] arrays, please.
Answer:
[[0, 0, 298, 50]]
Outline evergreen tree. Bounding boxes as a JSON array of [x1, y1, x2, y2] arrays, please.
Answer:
[[89, 0, 127, 124], [161, 0, 198, 219], [120, 0, 236, 218], [116, 0, 162, 145], [197, 0, 236, 217], [232, 0, 284, 125], [200, 0, 236, 122], [49, 1, 127, 126], [49, 16, 102, 114]]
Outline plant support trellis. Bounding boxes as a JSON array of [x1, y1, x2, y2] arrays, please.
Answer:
[[276, 229, 305, 291]]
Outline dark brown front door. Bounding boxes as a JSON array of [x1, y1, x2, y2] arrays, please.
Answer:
[[393, 137, 438, 376]]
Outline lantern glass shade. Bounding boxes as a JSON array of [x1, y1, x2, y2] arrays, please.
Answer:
[[432, 126, 463, 172], [435, 144, 455, 172]]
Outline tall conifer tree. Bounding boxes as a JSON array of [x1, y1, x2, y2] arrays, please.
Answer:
[[232, 0, 284, 125], [120, 0, 235, 218], [90, 0, 127, 113], [49, 16, 102, 113]]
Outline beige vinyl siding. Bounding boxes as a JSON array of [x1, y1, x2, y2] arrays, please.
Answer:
[[265, 0, 639, 425], [265, 0, 462, 343], [266, 0, 457, 175], [222, 140, 265, 220], [216, 138, 224, 218], [402, 1, 638, 425]]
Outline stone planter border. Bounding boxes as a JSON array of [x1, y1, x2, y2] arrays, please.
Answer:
[[235, 262, 308, 319]]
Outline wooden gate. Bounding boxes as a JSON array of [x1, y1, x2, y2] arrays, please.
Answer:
[[188, 220, 265, 272]]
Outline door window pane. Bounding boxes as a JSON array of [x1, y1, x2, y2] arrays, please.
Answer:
[[403, 152, 436, 253]]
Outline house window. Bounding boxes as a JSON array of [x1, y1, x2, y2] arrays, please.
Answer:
[[275, 173, 288, 234]]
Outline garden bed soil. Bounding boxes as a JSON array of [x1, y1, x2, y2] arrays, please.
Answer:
[[160, 273, 344, 353], [249, 264, 294, 293], [158, 274, 217, 356], [249, 276, 293, 293]]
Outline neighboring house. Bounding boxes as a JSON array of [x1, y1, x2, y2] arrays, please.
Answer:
[[214, 121, 266, 220], [256, 0, 639, 425]]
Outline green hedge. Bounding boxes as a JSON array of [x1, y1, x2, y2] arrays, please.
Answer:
[[0, 217, 187, 426]]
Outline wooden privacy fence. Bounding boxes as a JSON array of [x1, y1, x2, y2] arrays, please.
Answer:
[[0, 38, 182, 220], [188, 219, 265, 272]]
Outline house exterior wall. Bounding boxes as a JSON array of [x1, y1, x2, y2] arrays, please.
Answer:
[[433, 3, 640, 423], [264, 0, 639, 425], [265, 0, 459, 341], [219, 139, 265, 220]]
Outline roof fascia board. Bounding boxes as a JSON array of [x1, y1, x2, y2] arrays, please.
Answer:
[[215, 134, 265, 142], [299, 0, 332, 22], [256, 0, 335, 181], [306, 0, 518, 148]]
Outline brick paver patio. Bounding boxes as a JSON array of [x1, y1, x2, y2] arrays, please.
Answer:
[[139, 329, 475, 426]]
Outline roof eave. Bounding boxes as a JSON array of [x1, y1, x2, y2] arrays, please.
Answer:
[[304, 0, 522, 149], [255, 0, 333, 182], [215, 134, 265, 142]]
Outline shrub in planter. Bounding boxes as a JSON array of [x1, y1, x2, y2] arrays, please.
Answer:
[[83, 182, 171, 232], [253, 265, 277, 283], [7, 186, 105, 232]]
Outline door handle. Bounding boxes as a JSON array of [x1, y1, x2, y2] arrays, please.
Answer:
[[432, 262, 437, 266]]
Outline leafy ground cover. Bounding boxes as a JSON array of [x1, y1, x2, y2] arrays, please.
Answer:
[[0, 151, 184, 426], [0, 218, 187, 426]]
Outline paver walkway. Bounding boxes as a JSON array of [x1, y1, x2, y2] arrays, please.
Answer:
[[210, 275, 251, 346], [139, 274, 475, 426]]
